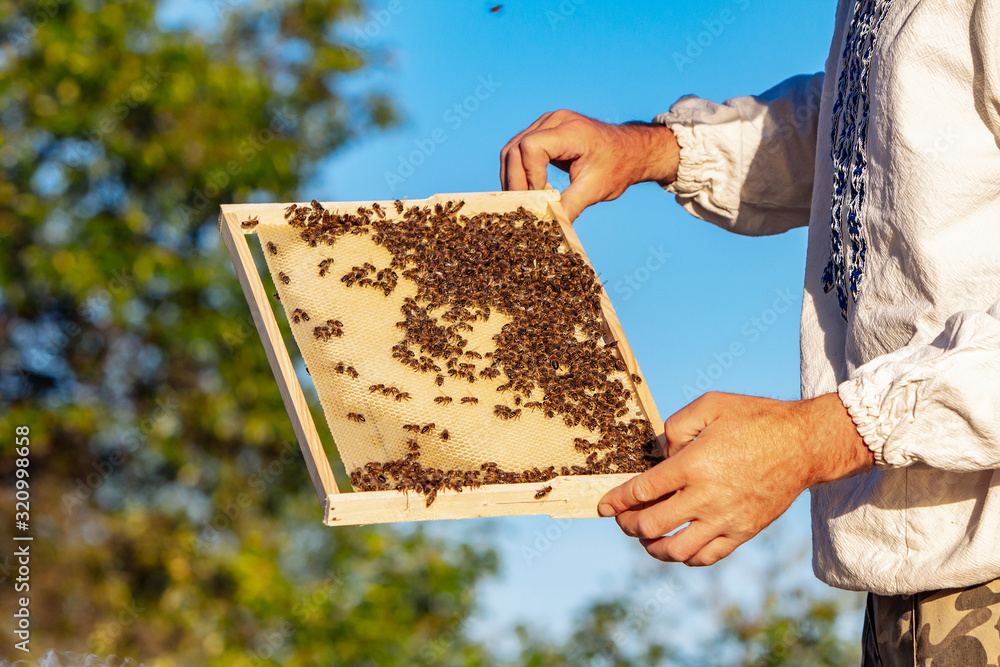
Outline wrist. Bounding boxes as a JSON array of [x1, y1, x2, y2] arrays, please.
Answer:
[[799, 393, 874, 486], [621, 122, 680, 186]]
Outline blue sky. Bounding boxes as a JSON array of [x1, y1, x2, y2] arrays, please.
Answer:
[[308, 0, 863, 648]]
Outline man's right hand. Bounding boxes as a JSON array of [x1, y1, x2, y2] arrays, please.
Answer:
[[499, 110, 681, 221]]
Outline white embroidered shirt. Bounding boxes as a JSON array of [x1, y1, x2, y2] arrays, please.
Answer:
[[655, 0, 1000, 595]]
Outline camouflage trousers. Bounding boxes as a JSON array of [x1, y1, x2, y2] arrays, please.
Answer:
[[862, 579, 1000, 667]]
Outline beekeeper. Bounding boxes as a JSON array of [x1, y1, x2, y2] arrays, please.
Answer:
[[501, 2, 1000, 664]]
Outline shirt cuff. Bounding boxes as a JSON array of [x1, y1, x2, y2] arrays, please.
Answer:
[[838, 377, 903, 468]]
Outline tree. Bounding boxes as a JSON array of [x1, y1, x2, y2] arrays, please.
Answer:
[[0, 1, 499, 664]]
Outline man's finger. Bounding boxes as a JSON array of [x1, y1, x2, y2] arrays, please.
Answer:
[[518, 128, 585, 192], [638, 520, 718, 563], [685, 536, 741, 567], [613, 490, 693, 539], [664, 392, 723, 457], [503, 142, 530, 192], [500, 112, 556, 189], [559, 171, 604, 222], [598, 458, 686, 517]]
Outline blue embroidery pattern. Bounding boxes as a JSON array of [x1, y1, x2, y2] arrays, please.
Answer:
[[822, 0, 893, 319]]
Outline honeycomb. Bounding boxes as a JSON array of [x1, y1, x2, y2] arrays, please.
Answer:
[[250, 192, 661, 504]]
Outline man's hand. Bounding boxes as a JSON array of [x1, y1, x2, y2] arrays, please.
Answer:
[[500, 110, 680, 221], [598, 392, 874, 566]]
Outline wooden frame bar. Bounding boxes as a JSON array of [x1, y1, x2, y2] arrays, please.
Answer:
[[220, 191, 664, 526]]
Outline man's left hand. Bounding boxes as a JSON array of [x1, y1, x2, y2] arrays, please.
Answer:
[[598, 392, 874, 566]]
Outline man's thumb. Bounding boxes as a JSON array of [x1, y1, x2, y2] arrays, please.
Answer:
[[559, 175, 601, 223]]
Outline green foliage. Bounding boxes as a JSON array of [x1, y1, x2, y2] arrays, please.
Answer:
[[0, 1, 492, 664]]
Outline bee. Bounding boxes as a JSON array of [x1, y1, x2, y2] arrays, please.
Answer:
[[406, 439, 420, 452], [435, 375, 445, 387], [291, 308, 309, 323], [284, 204, 298, 218], [266, 241, 278, 255], [420, 423, 435, 434], [241, 216, 259, 229], [273, 292, 280, 302], [460, 397, 479, 405], [434, 396, 453, 405], [369, 384, 385, 393], [525, 401, 543, 411], [346, 412, 366, 423], [394, 199, 404, 214], [319, 258, 333, 277], [425, 488, 438, 507], [534, 485, 553, 500], [278, 272, 290, 285], [631, 373, 643, 385], [395, 391, 411, 402], [372, 202, 386, 219], [605, 340, 619, 349], [403, 424, 421, 433], [440, 429, 450, 441]]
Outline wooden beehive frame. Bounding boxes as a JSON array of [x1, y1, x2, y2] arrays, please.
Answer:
[[220, 190, 665, 526]]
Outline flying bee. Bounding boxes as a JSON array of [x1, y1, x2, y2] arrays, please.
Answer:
[[534, 485, 553, 500], [440, 429, 450, 441], [346, 412, 366, 423], [241, 215, 259, 229], [420, 423, 435, 434], [460, 397, 479, 405], [266, 241, 278, 255], [319, 258, 333, 277], [278, 272, 290, 285], [434, 396, 453, 405]]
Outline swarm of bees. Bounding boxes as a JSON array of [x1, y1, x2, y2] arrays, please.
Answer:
[[271, 199, 661, 506], [313, 319, 344, 341]]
